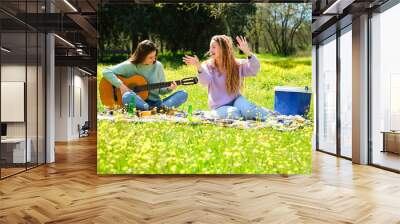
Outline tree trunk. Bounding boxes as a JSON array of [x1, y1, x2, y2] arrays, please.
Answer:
[[254, 32, 260, 54], [223, 17, 231, 37]]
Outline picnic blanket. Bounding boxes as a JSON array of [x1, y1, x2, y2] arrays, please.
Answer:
[[98, 109, 311, 131]]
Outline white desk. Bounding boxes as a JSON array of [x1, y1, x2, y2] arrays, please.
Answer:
[[1, 138, 31, 163]]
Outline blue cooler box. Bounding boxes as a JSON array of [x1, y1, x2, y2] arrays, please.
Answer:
[[274, 86, 311, 116]]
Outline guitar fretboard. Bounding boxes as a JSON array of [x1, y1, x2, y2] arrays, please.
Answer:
[[133, 80, 182, 92]]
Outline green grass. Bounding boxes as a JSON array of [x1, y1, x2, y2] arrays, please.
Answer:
[[97, 53, 313, 174]]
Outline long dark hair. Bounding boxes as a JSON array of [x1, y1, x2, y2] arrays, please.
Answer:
[[129, 40, 158, 64]]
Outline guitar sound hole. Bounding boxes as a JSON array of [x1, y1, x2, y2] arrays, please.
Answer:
[[128, 85, 137, 92]]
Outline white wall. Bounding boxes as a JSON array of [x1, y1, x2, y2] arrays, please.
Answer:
[[1, 63, 46, 164], [1, 65, 40, 137], [1, 65, 26, 138], [72, 72, 89, 138], [54, 67, 89, 141], [55, 66, 69, 141]]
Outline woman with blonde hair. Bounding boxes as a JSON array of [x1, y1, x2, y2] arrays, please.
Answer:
[[183, 35, 273, 120]]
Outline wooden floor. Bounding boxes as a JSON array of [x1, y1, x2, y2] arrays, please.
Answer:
[[1, 163, 44, 178], [0, 167, 26, 178], [1, 135, 400, 224]]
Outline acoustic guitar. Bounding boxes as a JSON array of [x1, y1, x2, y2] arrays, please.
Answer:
[[99, 74, 198, 108]]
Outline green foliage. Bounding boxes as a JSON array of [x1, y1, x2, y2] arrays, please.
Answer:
[[99, 3, 300, 62], [207, 3, 256, 38], [99, 3, 249, 62], [97, 54, 313, 174], [249, 3, 312, 56], [98, 3, 312, 60]]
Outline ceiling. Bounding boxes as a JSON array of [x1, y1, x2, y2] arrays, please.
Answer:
[[0, 0, 98, 74], [311, 0, 389, 43]]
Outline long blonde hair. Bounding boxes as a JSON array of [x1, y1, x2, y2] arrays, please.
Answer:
[[209, 35, 242, 95]]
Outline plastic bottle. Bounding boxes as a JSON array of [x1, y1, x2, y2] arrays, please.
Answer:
[[188, 104, 193, 117], [128, 94, 136, 116]]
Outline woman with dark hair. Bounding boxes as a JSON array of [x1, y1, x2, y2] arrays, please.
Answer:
[[183, 35, 273, 121], [102, 40, 188, 110]]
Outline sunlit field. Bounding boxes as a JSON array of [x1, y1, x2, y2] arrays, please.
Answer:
[[97, 54, 313, 174]]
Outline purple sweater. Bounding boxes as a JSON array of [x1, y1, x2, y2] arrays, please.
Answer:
[[198, 55, 261, 109]]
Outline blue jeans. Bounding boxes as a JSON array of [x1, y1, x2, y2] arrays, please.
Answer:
[[212, 95, 274, 121], [122, 90, 188, 111]]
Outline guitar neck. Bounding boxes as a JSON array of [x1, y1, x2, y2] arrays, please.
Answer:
[[134, 80, 182, 92]]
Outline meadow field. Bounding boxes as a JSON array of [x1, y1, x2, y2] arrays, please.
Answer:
[[97, 54, 313, 174]]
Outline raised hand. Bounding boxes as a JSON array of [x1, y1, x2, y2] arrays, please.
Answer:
[[183, 55, 201, 71], [236, 36, 251, 56]]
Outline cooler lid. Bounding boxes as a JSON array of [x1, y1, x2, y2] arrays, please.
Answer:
[[274, 86, 312, 93]]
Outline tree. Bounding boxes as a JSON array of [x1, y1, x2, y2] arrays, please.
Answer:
[[208, 3, 256, 54], [261, 3, 311, 56], [98, 3, 311, 63], [155, 3, 226, 56]]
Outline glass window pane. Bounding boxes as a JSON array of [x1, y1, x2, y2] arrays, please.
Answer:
[[340, 27, 352, 158], [318, 35, 337, 154], [1, 31, 27, 177], [371, 4, 400, 171], [27, 31, 38, 169], [0, 0, 46, 179]]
